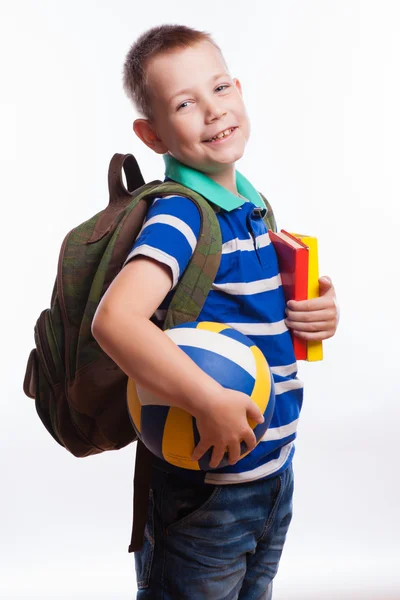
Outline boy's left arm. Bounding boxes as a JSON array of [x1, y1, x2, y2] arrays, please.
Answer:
[[284, 276, 339, 341]]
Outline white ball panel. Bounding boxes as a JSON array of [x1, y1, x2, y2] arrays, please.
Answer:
[[165, 327, 257, 379]]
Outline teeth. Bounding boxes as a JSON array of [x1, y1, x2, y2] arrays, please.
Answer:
[[207, 127, 234, 142]]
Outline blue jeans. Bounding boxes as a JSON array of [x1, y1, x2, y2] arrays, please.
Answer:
[[135, 463, 294, 599]]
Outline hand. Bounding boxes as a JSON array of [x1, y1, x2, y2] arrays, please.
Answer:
[[285, 276, 339, 341], [191, 389, 264, 469]]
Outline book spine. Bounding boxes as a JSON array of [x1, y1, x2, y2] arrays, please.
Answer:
[[293, 335, 307, 361], [293, 247, 308, 361], [298, 236, 323, 362]]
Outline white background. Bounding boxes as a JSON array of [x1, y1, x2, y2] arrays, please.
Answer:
[[1, 1, 400, 598]]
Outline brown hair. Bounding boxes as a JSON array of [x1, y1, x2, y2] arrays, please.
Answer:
[[123, 24, 222, 119]]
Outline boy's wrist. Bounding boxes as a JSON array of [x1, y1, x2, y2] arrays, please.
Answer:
[[180, 379, 224, 419]]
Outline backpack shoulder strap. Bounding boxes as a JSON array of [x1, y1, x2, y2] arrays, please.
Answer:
[[259, 192, 278, 233], [137, 181, 223, 330], [88, 154, 147, 243]]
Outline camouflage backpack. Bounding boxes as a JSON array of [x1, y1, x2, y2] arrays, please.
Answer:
[[23, 152, 277, 550]]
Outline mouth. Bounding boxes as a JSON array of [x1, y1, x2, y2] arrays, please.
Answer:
[[202, 126, 238, 144]]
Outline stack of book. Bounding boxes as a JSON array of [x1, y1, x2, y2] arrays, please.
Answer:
[[269, 230, 323, 362]]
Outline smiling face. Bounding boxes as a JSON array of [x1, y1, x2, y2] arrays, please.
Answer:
[[139, 41, 250, 178]]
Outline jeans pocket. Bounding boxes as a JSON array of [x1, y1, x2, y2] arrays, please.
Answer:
[[258, 465, 294, 543], [134, 489, 155, 589], [159, 474, 221, 533]]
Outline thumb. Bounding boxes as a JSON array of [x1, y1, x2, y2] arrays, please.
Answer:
[[247, 401, 264, 424], [318, 276, 333, 295]]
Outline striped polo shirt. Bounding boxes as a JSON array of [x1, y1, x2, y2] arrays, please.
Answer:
[[125, 154, 304, 485]]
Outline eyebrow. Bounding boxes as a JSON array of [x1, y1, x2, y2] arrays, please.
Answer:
[[169, 73, 228, 104]]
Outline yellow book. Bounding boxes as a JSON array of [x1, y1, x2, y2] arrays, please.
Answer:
[[290, 234, 323, 361]]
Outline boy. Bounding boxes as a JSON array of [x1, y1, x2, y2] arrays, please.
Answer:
[[92, 25, 338, 599]]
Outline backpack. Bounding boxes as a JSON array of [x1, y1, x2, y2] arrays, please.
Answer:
[[23, 152, 277, 549]]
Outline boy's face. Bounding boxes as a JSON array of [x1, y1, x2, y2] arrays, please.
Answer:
[[139, 41, 250, 176]]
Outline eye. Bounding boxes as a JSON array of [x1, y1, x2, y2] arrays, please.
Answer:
[[177, 100, 192, 111], [215, 84, 230, 93]]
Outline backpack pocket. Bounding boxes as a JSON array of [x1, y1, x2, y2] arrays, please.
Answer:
[[23, 348, 37, 399], [23, 346, 64, 448], [23, 310, 66, 448]]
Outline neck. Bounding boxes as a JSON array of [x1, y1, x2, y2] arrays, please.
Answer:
[[207, 165, 238, 196]]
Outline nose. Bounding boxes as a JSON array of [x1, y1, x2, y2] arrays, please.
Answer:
[[204, 99, 227, 124]]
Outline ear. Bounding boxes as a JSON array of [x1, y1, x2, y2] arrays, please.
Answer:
[[233, 78, 243, 96], [133, 119, 168, 154]]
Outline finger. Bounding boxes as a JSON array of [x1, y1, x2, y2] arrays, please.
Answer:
[[292, 328, 335, 341], [285, 307, 337, 322], [191, 440, 210, 462], [319, 276, 332, 285], [318, 276, 333, 295], [241, 429, 257, 453], [228, 442, 242, 466], [286, 318, 337, 333], [209, 445, 227, 469], [287, 294, 335, 312], [247, 401, 264, 424]]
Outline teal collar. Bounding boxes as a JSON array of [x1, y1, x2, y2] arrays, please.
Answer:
[[163, 154, 265, 212]]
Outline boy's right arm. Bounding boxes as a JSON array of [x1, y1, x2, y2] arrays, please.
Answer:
[[91, 256, 264, 468]]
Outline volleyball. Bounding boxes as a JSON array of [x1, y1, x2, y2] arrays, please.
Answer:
[[127, 321, 275, 471]]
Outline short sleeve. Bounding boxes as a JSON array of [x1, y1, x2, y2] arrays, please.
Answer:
[[124, 195, 201, 289]]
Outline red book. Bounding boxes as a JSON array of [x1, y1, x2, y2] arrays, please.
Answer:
[[269, 230, 309, 360]]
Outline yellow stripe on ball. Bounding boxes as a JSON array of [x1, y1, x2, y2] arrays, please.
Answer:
[[162, 407, 201, 471], [248, 345, 271, 428], [196, 321, 230, 334], [127, 379, 142, 434]]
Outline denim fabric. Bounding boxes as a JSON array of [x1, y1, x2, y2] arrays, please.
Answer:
[[135, 464, 294, 599]]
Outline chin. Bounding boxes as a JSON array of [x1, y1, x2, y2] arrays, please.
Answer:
[[217, 147, 246, 164]]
